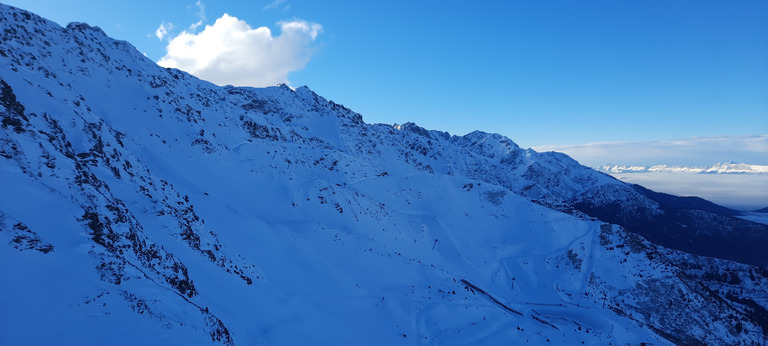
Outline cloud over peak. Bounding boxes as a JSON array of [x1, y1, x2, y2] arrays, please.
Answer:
[[157, 14, 321, 87], [155, 22, 173, 41]]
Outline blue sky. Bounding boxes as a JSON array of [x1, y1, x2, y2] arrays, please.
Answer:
[[6, 0, 768, 149]]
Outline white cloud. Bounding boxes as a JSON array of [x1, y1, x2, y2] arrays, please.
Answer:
[[278, 20, 321, 40], [263, 0, 287, 11], [534, 135, 768, 167], [157, 14, 321, 87], [194, 0, 206, 20], [188, 0, 206, 31], [155, 22, 173, 41]]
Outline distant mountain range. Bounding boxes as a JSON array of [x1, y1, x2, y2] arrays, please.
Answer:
[[2, 3, 768, 345], [597, 162, 768, 174]]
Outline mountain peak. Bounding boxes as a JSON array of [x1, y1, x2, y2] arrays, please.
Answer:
[[65, 21, 106, 35]]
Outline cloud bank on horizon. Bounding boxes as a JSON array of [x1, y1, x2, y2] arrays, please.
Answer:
[[611, 172, 768, 211], [155, 5, 320, 88], [534, 135, 768, 168], [533, 135, 768, 210]]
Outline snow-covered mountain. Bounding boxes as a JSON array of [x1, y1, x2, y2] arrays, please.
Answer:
[[2, 4, 768, 345]]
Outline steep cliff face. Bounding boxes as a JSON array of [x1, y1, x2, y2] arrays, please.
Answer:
[[1, 4, 767, 345]]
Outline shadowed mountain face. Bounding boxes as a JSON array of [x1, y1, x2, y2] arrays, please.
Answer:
[[2, 3, 768, 345], [630, 184, 741, 217], [572, 184, 768, 267]]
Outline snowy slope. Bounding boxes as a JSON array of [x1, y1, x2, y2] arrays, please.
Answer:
[[2, 4, 767, 345]]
